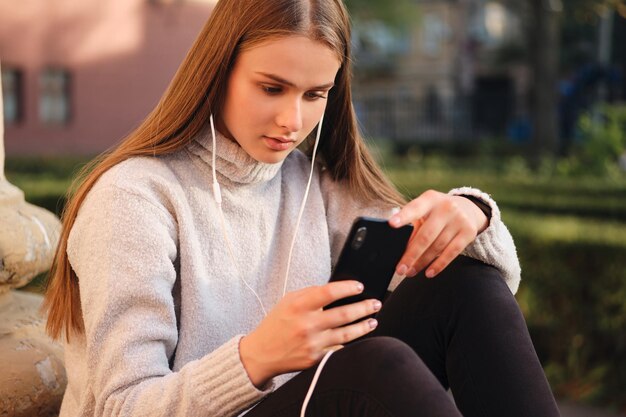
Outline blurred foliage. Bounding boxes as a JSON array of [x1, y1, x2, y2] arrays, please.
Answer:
[[575, 104, 626, 175], [344, 0, 418, 31], [516, 237, 626, 408], [5, 156, 88, 177], [7, 151, 626, 410], [4, 156, 87, 217], [343, 0, 419, 77], [559, 0, 626, 68], [499, 0, 626, 59]]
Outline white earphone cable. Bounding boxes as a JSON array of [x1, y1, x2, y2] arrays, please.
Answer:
[[300, 347, 340, 417], [282, 114, 324, 297], [209, 114, 330, 416]]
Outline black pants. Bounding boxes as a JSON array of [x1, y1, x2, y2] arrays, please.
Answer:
[[246, 256, 561, 417]]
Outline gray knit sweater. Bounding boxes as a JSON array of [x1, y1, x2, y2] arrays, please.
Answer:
[[61, 129, 521, 417]]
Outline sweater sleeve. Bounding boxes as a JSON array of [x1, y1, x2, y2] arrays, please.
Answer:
[[448, 186, 521, 294], [67, 184, 271, 417]]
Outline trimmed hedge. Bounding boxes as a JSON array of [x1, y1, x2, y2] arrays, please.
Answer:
[[513, 234, 626, 408], [387, 165, 626, 222]]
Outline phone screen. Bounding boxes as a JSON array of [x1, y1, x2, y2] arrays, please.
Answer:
[[325, 217, 413, 310]]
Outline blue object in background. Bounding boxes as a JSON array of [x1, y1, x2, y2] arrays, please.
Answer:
[[507, 117, 532, 143]]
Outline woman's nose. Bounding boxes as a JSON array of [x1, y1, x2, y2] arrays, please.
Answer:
[[275, 99, 303, 133]]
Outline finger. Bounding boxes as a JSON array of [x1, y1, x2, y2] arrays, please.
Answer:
[[396, 210, 449, 275], [323, 317, 379, 346], [424, 232, 474, 278], [388, 190, 439, 228], [322, 344, 345, 355], [296, 281, 364, 310], [409, 226, 459, 276], [319, 298, 382, 329]]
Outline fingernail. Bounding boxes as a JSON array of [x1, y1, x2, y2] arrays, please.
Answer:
[[407, 267, 417, 277], [426, 269, 435, 278], [397, 264, 408, 275], [389, 216, 402, 227], [356, 282, 364, 292], [372, 300, 382, 311], [368, 318, 378, 329]]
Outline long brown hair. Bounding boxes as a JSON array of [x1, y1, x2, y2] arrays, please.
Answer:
[[43, 0, 406, 340]]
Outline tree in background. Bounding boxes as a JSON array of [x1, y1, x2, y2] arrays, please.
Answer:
[[495, 0, 562, 162], [528, 0, 562, 162], [344, 0, 416, 29], [498, 0, 625, 162], [343, 0, 418, 76]]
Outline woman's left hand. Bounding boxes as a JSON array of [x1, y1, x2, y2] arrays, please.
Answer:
[[389, 190, 489, 279]]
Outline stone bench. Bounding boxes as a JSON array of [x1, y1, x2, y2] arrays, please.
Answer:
[[1, 60, 66, 417]]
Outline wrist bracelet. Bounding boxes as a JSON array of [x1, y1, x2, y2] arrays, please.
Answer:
[[459, 195, 492, 219]]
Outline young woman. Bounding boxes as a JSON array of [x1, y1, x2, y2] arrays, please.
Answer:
[[44, 0, 561, 416]]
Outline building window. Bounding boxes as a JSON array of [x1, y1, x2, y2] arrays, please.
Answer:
[[1, 66, 23, 125], [39, 68, 71, 125]]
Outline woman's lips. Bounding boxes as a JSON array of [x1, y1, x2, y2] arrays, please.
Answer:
[[263, 136, 295, 151]]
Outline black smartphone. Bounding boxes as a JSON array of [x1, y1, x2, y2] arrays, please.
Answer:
[[325, 217, 413, 310]]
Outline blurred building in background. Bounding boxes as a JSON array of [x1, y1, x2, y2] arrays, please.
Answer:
[[351, 0, 626, 153], [0, 0, 214, 155], [1, 0, 625, 156], [352, 0, 530, 148]]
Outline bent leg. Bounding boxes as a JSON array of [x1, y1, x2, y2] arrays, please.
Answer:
[[246, 337, 462, 417], [372, 256, 561, 417]]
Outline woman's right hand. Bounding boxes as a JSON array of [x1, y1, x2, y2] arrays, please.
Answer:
[[239, 281, 381, 388]]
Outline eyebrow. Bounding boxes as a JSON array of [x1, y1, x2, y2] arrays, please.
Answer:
[[255, 72, 335, 90]]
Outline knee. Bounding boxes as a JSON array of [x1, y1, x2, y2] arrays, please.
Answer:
[[344, 337, 424, 380], [437, 256, 522, 319], [440, 255, 501, 282], [313, 338, 454, 415], [390, 256, 519, 319], [427, 256, 510, 299], [334, 337, 450, 404]]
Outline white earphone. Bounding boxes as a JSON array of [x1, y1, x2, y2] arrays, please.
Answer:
[[209, 113, 324, 314]]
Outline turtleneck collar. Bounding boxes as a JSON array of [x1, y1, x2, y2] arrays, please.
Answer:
[[188, 125, 284, 185]]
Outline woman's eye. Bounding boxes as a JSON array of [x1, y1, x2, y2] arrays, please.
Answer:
[[305, 91, 327, 100], [262, 85, 282, 95]]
